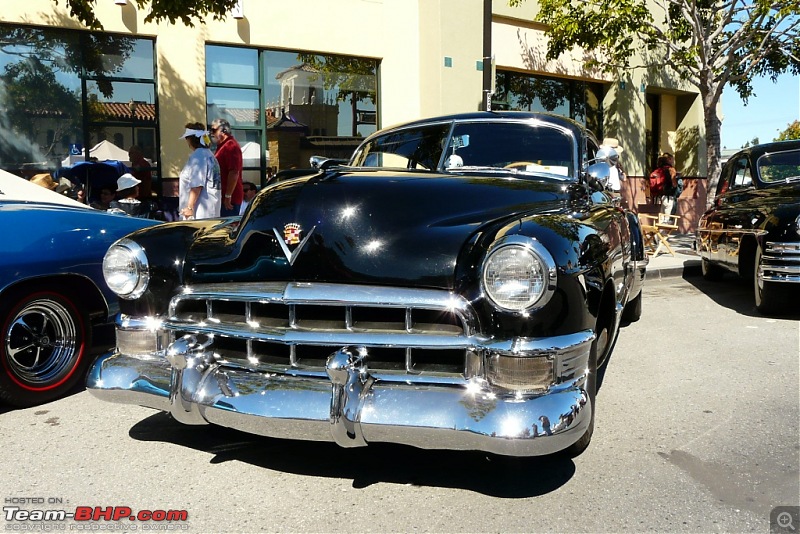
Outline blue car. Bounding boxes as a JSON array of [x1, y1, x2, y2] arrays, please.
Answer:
[[0, 170, 158, 406]]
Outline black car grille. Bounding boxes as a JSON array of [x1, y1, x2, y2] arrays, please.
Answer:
[[762, 242, 800, 282], [166, 282, 479, 378]]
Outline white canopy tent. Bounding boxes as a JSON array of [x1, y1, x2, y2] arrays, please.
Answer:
[[240, 141, 266, 167], [61, 140, 131, 167]]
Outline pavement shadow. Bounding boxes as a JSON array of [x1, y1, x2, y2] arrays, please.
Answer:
[[684, 274, 800, 319], [128, 412, 576, 497]]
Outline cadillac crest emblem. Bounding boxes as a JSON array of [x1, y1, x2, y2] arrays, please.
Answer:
[[283, 223, 301, 245], [273, 223, 315, 265]]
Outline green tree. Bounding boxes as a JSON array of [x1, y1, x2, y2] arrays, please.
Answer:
[[509, 0, 800, 203], [776, 120, 800, 140], [55, 0, 241, 30]]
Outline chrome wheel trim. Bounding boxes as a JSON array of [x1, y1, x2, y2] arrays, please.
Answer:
[[754, 246, 766, 306], [595, 325, 610, 367], [4, 298, 78, 387]]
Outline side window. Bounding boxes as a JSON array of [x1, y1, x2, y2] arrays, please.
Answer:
[[731, 157, 753, 189]]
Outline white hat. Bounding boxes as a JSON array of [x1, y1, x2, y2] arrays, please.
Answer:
[[117, 173, 141, 190], [601, 137, 623, 154]]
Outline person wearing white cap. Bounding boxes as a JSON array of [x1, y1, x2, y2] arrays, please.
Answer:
[[108, 173, 158, 218], [178, 121, 221, 220], [599, 137, 627, 196]]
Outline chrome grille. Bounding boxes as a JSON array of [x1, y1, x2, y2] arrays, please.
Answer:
[[166, 282, 479, 378], [761, 242, 800, 283]]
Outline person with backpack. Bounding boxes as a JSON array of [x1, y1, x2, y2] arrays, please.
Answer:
[[648, 153, 679, 214]]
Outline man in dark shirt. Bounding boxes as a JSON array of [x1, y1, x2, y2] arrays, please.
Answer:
[[210, 118, 243, 216]]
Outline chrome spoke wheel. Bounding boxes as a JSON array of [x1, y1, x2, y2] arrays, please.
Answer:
[[4, 297, 79, 388]]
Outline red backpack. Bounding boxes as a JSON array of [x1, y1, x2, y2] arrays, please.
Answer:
[[648, 167, 668, 197]]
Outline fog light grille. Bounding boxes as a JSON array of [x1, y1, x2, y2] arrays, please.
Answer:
[[486, 354, 553, 392]]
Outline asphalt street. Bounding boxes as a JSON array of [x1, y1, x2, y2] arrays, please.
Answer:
[[1, 273, 798, 533]]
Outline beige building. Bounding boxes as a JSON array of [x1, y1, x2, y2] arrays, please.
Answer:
[[0, 0, 706, 225]]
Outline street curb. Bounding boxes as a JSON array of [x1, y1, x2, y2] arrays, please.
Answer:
[[647, 261, 701, 280]]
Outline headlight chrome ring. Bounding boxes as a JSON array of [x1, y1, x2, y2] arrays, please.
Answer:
[[103, 238, 150, 300], [481, 235, 557, 312]]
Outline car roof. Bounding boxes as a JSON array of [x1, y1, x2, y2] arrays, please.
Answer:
[[370, 111, 588, 139], [0, 169, 90, 209], [730, 139, 800, 160]]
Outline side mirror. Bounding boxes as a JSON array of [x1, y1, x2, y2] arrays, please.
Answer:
[[586, 161, 612, 192], [593, 146, 619, 165]]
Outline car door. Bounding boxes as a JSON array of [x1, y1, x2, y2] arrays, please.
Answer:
[[700, 159, 735, 266], [709, 155, 758, 269]]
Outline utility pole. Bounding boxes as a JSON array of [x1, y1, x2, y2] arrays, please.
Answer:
[[482, 0, 492, 111]]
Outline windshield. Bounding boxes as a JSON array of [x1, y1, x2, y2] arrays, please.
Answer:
[[757, 148, 800, 184], [350, 123, 450, 170], [350, 120, 576, 178]]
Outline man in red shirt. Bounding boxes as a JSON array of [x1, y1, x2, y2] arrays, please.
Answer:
[[210, 118, 243, 216]]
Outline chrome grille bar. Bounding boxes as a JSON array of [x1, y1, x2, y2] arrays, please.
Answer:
[[166, 282, 480, 377], [762, 242, 800, 283]]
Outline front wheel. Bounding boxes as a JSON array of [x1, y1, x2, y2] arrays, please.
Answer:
[[754, 246, 790, 315], [0, 291, 91, 407]]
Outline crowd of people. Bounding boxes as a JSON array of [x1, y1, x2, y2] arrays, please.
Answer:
[[29, 118, 260, 222]]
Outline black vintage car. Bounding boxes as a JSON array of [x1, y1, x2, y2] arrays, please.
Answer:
[[89, 112, 647, 457], [697, 140, 800, 314]]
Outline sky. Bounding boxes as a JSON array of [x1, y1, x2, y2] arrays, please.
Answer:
[[721, 73, 800, 149]]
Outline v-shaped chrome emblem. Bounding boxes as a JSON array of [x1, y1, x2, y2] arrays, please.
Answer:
[[273, 225, 316, 265]]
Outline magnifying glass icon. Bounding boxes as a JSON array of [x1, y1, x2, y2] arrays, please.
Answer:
[[778, 511, 796, 531]]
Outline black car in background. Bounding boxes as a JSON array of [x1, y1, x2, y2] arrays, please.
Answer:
[[88, 112, 647, 457], [697, 140, 800, 314]]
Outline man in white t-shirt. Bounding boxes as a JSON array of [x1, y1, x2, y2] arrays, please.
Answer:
[[179, 123, 221, 220], [600, 137, 626, 195]]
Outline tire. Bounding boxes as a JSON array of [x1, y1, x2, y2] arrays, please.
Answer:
[[621, 292, 642, 322], [0, 290, 91, 407], [561, 335, 597, 458], [754, 246, 790, 315], [701, 257, 725, 281]]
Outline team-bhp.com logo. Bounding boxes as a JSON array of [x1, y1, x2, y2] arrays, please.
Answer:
[[4, 504, 189, 530]]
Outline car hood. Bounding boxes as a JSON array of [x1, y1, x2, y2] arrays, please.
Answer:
[[184, 171, 573, 287]]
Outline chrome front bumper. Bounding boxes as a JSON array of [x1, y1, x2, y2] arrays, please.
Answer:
[[87, 329, 595, 457]]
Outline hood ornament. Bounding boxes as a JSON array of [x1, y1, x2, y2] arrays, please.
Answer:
[[273, 223, 316, 265]]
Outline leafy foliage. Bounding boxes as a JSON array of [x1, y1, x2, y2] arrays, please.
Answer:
[[55, 0, 241, 30], [510, 0, 799, 103], [776, 120, 800, 140], [508, 0, 800, 196]]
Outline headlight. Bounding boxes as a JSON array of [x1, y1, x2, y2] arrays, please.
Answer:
[[481, 236, 556, 312], [103, 238, 150, 300]]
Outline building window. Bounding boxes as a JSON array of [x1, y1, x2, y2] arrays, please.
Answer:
[[206, 44, 379, 184], [0, 24, 158, 177], [493, 70, 604, 136]]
